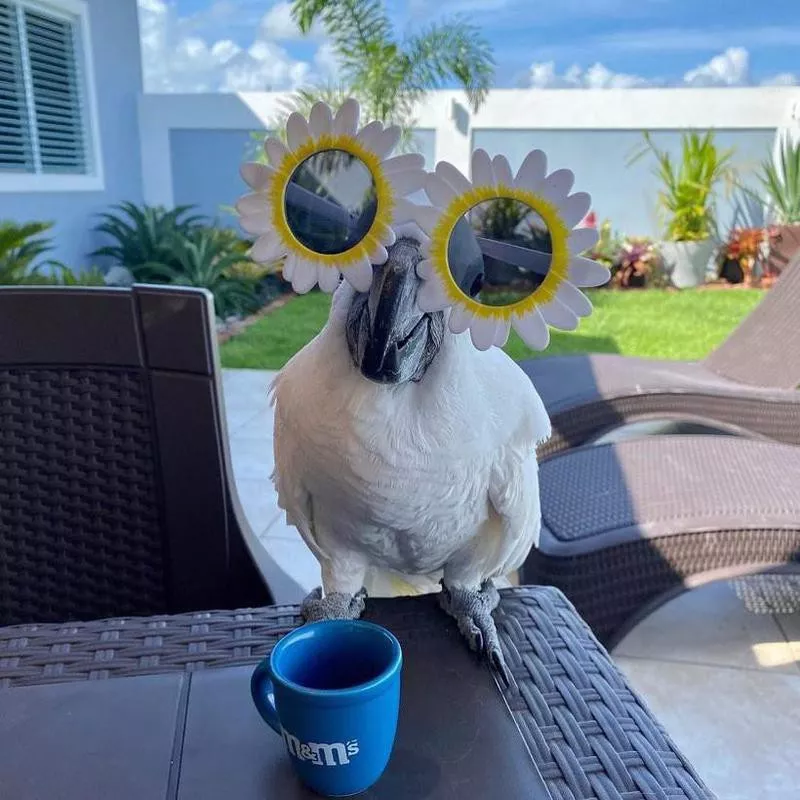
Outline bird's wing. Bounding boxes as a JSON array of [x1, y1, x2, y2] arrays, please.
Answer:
[[485, 352, 551, 575], [271, 372, 328, 562]]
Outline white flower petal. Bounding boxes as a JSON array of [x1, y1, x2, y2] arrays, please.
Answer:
[[416, 258, 434, 279], [493, 318, 512, 347], [343, 257, 374, 293], [556, 281, 593, 317], [448, 304, 474, 334], [383, 153, 425, 174], [413, 206, 443, 236], [286, 112, 311, 152], [264, 137, 289, 168], [513, 308, 550, 350], [376, 222, 396, 248], [391, 197, 418, 225], [469, 317, 497, 351], [236, 193, 267, 216], [239, 213, 273, 236], [282, 254, 295, 282], [471, 148, 495, 188], [393, 222, 429, 247], [568, 256, 611, 287], [424, 174, 457, 208], [492, 155, 514, 188], [562, 192, 592, 229], [388, 170, 426, 196], [436, 162, 472, 196], [417, 275, 451, 312], [317, 264, 341, 293], [356, 120, 383, 153], [541, 168, 575, 204], [370, 244, 388, 265], [569, 228, 600, 255], [373, 125, 401, 159], [333, 98, 360, 136], [515, 149, 547, 191], [308, 102, 333, 139], [250, 234, 285, 263], [292, 258, 319, 294], [240, 162, 274, 191], [539, 296, 579, 331]]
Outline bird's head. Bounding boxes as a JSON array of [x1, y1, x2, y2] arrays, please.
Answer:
[[344, 220, 485, 385]]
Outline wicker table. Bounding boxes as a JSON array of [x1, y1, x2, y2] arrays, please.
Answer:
[[0, 587, 714, 800]]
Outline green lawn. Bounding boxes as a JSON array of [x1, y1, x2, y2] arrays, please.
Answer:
[[220, 289, 765, 370]]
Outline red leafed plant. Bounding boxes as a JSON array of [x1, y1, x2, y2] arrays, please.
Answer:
[[719, 227, 773, 284], [613, 237, 664, 288]]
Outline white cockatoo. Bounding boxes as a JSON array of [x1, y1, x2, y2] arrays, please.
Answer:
[[272, 221, 551, 676]]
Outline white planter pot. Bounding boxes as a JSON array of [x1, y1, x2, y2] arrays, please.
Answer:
[[660, 239, 715, 288]]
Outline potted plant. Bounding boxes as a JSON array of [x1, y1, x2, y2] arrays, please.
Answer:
[[612, 237, 665, 289], [759, 136, 800, 275], [630, 132, 735, 288], [717, 227, 770, 285]]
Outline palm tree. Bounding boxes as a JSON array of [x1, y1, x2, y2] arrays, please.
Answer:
[[280, 0, 494, 141]]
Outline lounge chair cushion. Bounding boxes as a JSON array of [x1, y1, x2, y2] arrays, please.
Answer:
[[539, 436, 800, 556], [523, 354, 793, 415]]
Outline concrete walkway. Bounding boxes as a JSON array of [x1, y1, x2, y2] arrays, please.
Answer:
[[222, 368, 800, 800]]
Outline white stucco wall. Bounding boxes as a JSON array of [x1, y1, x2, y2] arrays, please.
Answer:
[[139, 87, 800, 237]]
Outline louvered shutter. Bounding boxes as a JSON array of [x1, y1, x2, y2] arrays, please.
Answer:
[[24, 6, 86, 173], [0, 1, 88, 176], [0, 0, 33, 172]]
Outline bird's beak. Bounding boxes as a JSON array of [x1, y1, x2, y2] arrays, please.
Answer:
[[346, 237, 445, 384]]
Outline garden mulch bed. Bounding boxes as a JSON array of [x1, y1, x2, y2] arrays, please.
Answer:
[[217, 292, 296, 344]]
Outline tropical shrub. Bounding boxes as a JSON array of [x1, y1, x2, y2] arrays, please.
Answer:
[[92, 203, 206, 282], [759, 137, 800, 225], [629, 132, 736, 242], [0, 220, 54, 284], [141, 229, 263, 318]]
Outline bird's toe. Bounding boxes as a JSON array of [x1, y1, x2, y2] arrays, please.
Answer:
[[302, 587, 367, 622]]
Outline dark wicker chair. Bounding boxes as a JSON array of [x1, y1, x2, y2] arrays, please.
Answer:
[[523, 435, 800, 647], [522, 255, 800, 459], [0, 285, 287, 626]]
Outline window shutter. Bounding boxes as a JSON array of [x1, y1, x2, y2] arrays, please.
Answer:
[[0, 0, 33, 172], [23, 7, 86, 174]]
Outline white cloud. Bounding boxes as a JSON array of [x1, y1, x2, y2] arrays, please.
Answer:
[[528, 60, 654, 89], [137, 0, 330, 93], [527, 47, 798, 89], [762, 72, 799, 87], [260, 1, 323, 41], [683, 47, 749, 87]]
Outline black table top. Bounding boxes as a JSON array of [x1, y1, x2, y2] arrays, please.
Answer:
[[0, 598, 550, 800]]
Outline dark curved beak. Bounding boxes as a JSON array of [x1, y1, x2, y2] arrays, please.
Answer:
[[346, 238, 444, 384]]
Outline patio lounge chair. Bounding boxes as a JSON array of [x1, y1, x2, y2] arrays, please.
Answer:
[[522, 255, 800, 459], [522, 435, 800, 646], [0, 285, 294, 626]]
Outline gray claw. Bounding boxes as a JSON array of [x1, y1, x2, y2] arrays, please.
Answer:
[[302, 587, 367, 622], [439, 580, 509, 682]]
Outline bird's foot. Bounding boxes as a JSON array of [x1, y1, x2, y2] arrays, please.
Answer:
[[439, 580, 509, 686], [301, 586, 367, 622]]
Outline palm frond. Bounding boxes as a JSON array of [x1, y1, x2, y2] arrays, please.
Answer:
[[402, 19, 494, 112]]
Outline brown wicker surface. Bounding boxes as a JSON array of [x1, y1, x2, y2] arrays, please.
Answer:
[[523, 258, 800, 459], [0, 587, 715, 800], [526, 437, 800, 645]]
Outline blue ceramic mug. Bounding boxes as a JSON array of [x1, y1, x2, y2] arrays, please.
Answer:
[[251, 620, 402, 797]]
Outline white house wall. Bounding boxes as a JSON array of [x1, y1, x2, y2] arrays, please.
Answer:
[[140, 87, 800, 239]]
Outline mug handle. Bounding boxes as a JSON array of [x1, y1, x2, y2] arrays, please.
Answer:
[[250, 659, 282, 734]]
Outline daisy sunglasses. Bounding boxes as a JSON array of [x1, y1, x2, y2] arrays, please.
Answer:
[[236, 98, 610, 351]]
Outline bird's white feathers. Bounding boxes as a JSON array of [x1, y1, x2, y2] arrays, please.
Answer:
[[271, 281, 551, 595]]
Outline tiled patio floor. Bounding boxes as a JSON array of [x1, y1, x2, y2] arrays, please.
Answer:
[[222, 368, 800, 800]]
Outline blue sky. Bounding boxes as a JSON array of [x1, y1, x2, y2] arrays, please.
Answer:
[[138, 0, 799, 91]]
